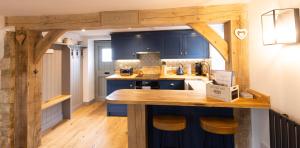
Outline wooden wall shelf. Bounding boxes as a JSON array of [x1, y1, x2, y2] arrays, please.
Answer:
[[54, 42, 87, 48]]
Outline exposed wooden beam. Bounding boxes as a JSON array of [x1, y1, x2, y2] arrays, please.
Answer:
[[34, 30, 66, 63], [224, 19, 250, 148], [5, 4, 246, 30], [14, 30, 43, 148], [188, 22, 229, 61]]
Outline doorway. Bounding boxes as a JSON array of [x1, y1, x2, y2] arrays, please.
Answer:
[[94, 40, 114, 100]]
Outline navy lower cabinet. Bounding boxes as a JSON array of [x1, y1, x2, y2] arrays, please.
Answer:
[[106, 80, 135, 116], [147, 106, 234, 148], [159, 80, 184, 90]]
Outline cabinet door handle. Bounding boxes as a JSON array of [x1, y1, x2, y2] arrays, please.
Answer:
[[180, 51, 183, 55], [170, 83, 175, 86], [185, 51, 187, 55], [130, 84, 133, 88], [132, 52, 136, 56]]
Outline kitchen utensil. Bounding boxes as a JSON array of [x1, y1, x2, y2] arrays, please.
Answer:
[[176, 64, 184, 75]]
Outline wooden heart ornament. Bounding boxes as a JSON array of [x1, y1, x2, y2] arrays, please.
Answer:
[[234, 29, 248, 40], [16, 33, 26, 45]]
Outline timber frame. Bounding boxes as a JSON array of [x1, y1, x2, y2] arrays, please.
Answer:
[[4, 3, 250, 148]]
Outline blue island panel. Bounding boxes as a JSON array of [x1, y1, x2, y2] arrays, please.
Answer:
[[147, 106, 234, 148]]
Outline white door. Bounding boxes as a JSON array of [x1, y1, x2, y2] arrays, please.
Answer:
[[95, 41, 114, 100]]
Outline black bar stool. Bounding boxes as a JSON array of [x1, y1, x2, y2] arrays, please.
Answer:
[[153, 115, 186, 148], [200, 117, 238, 148]]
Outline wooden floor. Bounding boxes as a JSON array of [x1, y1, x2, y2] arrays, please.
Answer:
[[40, 102, 128, 148]]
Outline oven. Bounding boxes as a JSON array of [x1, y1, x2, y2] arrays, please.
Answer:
[[135, 80, 160, 89]]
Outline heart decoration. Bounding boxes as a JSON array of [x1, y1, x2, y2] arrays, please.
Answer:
[[234, 29, 248, 40], [16, 33, 26, 45]]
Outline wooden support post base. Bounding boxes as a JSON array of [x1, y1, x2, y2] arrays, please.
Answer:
[[127, 104, 147, 148]]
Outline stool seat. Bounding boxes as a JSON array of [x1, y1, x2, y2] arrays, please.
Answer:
[[153, 115, 186, 131], [200, 117, 238, 135]]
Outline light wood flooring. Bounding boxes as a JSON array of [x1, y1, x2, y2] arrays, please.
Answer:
[[40, 102, 128, 148]]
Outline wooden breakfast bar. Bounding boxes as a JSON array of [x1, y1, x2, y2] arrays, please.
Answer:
[[106, 89, 270, 148]]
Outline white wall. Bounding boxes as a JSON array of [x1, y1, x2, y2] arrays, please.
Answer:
[[248, 0, 300, 147], [57, 32, 83, 44], [82, 37, 95, 102]]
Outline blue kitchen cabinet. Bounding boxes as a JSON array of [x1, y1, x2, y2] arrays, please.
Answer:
[[107, 80, 135, 116], [182, 31, 209, 59], [111, 30, 209, 60], [162, 30, 209, 59], [163, 33, 182, 59], [111, 35, 139, 60], [139, 33, 164, 53], [159, 80, 184, 90]]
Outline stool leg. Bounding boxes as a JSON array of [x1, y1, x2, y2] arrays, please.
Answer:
[[176, 131, 182, 148], [159, 130, 164, 148], [179, 131, 184, 148], [202, 131, 206, 148]]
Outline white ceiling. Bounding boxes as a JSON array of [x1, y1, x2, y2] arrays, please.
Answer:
[[0, 0, 249, 16]]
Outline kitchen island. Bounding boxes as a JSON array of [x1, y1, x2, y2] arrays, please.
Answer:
[[106, 89, 270, 148]]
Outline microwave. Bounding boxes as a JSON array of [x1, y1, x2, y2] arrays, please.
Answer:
[[120, 68, 133, 76]]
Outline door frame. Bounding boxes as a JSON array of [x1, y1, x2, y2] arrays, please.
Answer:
[[94, 40, 113, 100]]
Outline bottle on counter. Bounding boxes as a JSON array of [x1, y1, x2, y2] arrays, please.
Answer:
[[161, 61, 168, 76], [186, 64, 192, 75]]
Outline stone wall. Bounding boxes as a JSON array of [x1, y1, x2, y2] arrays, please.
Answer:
[[0, 32, 16, 147]]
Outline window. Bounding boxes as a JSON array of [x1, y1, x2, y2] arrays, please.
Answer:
[[209, 24, 225, 70], [102, 48, 112, 62]]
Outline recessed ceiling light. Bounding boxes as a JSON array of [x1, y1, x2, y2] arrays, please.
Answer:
[[81, 29, 86, 32]]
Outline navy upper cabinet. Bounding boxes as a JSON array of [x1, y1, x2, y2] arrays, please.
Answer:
[[139, 33, 164, 53], [163, 33, 182, 59], [182, 31, 209, 59], [111, 34, 139, 60], [111, 30, 209, 60]]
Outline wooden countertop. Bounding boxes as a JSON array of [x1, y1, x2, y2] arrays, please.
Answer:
[[106, 74, 209, 81], [106, 89, 270, 109]]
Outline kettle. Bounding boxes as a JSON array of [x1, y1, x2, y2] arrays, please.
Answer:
[[176, 64, 184, 75]]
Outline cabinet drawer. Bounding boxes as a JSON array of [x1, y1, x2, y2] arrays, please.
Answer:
[[159, 80, 184, 90], [107, 80, 135, 95]]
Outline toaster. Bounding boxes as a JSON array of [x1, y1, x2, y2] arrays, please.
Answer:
[[120, 68, 133, 76]]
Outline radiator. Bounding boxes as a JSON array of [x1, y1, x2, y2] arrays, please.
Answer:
[[269, 110, 300, 148]]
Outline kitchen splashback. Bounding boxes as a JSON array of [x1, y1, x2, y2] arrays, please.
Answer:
[[115, 53, 209, 74]]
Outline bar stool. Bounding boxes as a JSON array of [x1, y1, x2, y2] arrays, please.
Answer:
[[200, 117, 238, 148], [153, 115, 186, 148]]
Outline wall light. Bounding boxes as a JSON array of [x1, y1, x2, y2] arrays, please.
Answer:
[[261, 8, 300, 45]]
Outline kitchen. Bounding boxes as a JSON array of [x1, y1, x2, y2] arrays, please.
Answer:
[[1, 0, 300, 148]]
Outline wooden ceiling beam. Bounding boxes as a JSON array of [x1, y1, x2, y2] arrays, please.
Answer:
[[34, 30, 66, 63], [188, 22, 229, 61], [5, 4, 246, 30]]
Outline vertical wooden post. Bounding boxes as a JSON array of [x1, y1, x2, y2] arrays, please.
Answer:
[[13, 29, 65, 148], [14, 30, 43, 148], [225, 17, 251, 148], [127, 104, 147, 148]]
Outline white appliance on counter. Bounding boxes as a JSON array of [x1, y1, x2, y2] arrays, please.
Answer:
[[184, 79, 207, 95]]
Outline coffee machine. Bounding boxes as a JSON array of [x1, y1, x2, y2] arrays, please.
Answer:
[[195, 61, 210, 76]]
